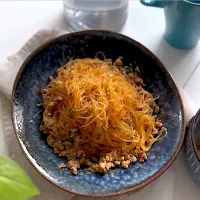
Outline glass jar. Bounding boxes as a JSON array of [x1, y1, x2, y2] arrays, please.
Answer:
[[63, 0, 129, 31]]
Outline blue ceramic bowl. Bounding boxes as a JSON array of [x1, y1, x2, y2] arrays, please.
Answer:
[[184, 109, 200, 186], [12, 30, 185, 197]]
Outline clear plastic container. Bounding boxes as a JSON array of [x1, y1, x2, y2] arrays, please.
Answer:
[[63, 0, 129, 31]]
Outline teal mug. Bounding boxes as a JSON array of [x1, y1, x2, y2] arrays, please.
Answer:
[[141, 0, 200, 49]]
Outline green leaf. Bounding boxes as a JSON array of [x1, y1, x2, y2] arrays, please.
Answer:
[[0, 156, 40, 200]]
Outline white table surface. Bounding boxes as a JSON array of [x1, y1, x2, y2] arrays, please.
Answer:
[[0, 1, 200, 199]]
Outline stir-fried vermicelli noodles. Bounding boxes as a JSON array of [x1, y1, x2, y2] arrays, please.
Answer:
[[40, 58, 167, 174]]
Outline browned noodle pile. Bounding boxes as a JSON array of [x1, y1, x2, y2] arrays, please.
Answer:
[[39, 58, 167, 174]]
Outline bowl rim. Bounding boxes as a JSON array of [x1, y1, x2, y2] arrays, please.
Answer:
[[11, 30, 186, 197], [191, 109, 200, 162]]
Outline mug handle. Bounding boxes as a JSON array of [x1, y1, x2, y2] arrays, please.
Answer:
[[140, 0, 166, 8]]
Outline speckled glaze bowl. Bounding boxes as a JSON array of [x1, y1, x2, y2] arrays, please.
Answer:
[[184, 109, 200, 186], [12, 30, 185, 197]]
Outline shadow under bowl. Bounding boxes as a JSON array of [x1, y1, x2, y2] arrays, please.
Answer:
[[12, 30, 185, 197]]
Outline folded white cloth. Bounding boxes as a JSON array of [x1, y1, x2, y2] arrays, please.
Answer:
[[0, 29, 199, 200]]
